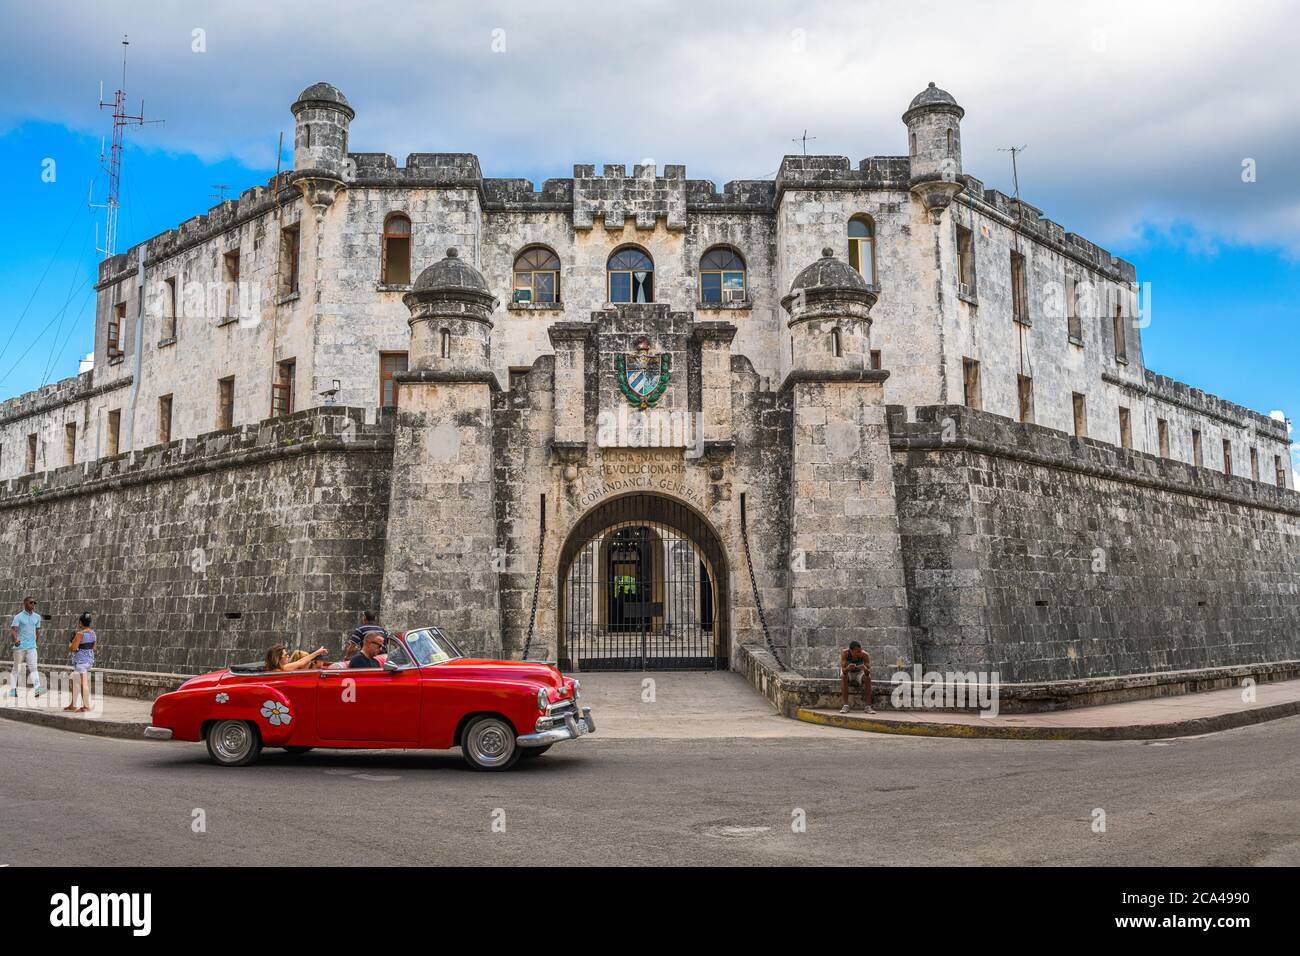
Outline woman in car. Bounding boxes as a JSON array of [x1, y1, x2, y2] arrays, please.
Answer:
[[262, 643, 328, 672]]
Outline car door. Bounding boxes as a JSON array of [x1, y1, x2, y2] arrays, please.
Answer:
[[315, 639, 421, 742]]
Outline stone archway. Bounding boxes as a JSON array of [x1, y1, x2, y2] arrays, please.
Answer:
[[556, 492, 730, 671]]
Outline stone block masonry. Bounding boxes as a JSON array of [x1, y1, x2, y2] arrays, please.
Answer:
[[0, 408, 392, 675], [891, 405, 1300, 682]]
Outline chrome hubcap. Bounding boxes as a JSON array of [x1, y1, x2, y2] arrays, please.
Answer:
[[467, 720, 513, 766], [213, 721, 251, 761]]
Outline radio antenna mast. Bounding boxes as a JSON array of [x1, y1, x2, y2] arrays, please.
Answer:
[[90, 35, 163, 258]]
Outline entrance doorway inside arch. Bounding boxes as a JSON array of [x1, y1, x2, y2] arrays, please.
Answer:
[[558, 493, 728, 671]]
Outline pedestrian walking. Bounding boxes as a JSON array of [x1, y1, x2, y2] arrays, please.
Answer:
[[66, 612, 98, 713], [9, 596, 45, 699]]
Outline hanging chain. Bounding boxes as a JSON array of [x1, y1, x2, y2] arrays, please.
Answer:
[[521, 502, 546, 661], [739, 494, 786, 670]]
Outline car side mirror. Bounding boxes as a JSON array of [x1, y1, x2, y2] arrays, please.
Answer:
[[383, 660, 404, 672]]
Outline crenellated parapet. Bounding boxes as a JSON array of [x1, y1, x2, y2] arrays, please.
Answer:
[[572, 163, 688, 231]]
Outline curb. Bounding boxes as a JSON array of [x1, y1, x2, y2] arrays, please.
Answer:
[[0, 704, 149, 740], [795, 698, 1300, 741]]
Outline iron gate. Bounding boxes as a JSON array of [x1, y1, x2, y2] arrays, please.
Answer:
[[558, 494, 727, 671]]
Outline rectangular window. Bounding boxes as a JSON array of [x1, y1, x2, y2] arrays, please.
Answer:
[[107, 409, 121, 456], [869, 349, 882, 371], [158, 394, 173, 444], [1192, 429, 1203, 467], [956, 225, 975, 294], [1067, 275, 1083, 343], [271, 360, 296, 417], [1250, 447, 1259, 481], [962, 358, 981, 410], [1222, 438, 1232, 476], [1112, 302, 1127, 363], [1010, 252, 1028, 323], [164, 276, 178, 340], [1157, 418, 1169, 458], [1118, 406, 1132, 449], [25, 433, 37, 473], [1072, 392, 1087, 438], [223, 250, 241, 318], [281, 225, 301, 295], [109, 301, 125, 356], [380, 351, 409, 408], [64, 422, 76, 465], [1277, 455, 1287, 487], [218, 377, 235, 430], [1017, 374, 1034, 423]]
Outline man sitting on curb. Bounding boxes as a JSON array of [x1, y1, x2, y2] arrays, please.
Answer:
[[839, 641, 875, 715]]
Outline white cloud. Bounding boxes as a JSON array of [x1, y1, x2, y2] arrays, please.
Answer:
[[2, 0, 1300, 255]]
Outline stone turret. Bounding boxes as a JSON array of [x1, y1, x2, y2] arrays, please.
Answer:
[[402, 248, 498, 376], [780, 248, 878, 385], [381, 248, 502, 657], [290, 82, 354, 213], [903, 81, 965, 219], [780, 250, 912, 677]]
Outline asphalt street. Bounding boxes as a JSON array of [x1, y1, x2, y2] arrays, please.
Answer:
[[2, 715, 1297, 866]]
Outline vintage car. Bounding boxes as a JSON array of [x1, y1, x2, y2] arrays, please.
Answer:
[[143, 627, 594, 771]]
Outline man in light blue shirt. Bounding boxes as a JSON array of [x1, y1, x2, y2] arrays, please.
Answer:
[[9, 596, 44, 698]]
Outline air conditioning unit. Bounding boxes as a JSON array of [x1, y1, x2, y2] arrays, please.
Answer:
[[721, 288, 746, 304], [958, 282, 972, 298]]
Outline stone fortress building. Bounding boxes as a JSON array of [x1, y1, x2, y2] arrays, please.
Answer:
[[1, 81, 1297, 688]]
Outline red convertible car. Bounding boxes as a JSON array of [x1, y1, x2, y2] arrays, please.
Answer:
[[143, 627, 594, 771]]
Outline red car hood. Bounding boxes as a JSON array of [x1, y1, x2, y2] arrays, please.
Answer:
[[436, 658, 564, 688]]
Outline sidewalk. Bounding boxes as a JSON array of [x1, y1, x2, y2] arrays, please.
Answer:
[[0, 686, 153, 738], [798, 678, 1300, 740]]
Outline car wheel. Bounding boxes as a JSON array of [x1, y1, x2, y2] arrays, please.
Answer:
[[205, 719, 262, 767], [520, 744, 552, 759], [462, 716, 521, 771], [282, 746, 314, 754]]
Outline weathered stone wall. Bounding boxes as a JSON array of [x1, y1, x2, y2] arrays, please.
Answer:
[[892, 404, 1300, 681], [0, 407, 391, 675]]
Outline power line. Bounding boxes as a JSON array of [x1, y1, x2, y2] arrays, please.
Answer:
[[0, 201, 85, 369]]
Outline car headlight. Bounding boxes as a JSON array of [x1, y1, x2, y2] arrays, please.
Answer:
[[537, 688, 549, 711], [572, 679, 581, 700]]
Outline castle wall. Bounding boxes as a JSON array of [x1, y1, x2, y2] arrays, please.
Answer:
[[0, 408, 391, 674], [893, 405, 1300, 681]]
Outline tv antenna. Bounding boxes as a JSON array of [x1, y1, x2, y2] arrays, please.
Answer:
[[89, 35, 163, 258], [209, 184, 231, 202], [997, 144, 1028, 204], [792, 129, 817, 156]]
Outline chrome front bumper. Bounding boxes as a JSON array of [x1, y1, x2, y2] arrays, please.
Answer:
[[517, 706, 595, 748], [143, 726, 173, 740]]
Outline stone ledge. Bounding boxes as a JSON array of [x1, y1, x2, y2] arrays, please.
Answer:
[[894, 405, 1300, 516], [737, 638, 1300, 716]]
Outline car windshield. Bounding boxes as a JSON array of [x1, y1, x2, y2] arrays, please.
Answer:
[[403, 628, 463, 666]]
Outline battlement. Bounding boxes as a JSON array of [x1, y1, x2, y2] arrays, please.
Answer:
[[96, 172, 291, 288], [960, 176, 1136, 283], [1144, 369, 1290, 439], [0, 406, 392, 507], [571, 162, 689, 231]]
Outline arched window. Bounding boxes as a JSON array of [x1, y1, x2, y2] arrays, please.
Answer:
[[608, 247, 654, 303], [699, 247, 746, 304], [831, 327, 842, 357], [512, 246, 561, 304], [848, 216, 876, 284], [381, 213, 411, 285]]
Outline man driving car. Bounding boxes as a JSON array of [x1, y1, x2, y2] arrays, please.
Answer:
[[348, 631, 385, 669]]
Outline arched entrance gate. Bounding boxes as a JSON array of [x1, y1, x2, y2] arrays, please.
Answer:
[[557, 493, 729, 671]]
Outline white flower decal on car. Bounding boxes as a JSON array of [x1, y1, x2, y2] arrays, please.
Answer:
[[260, 699, 292, 726], [215, 692, 229, 704]]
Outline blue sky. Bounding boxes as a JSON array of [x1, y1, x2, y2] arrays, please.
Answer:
[[0, 1, 1296, 470]]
